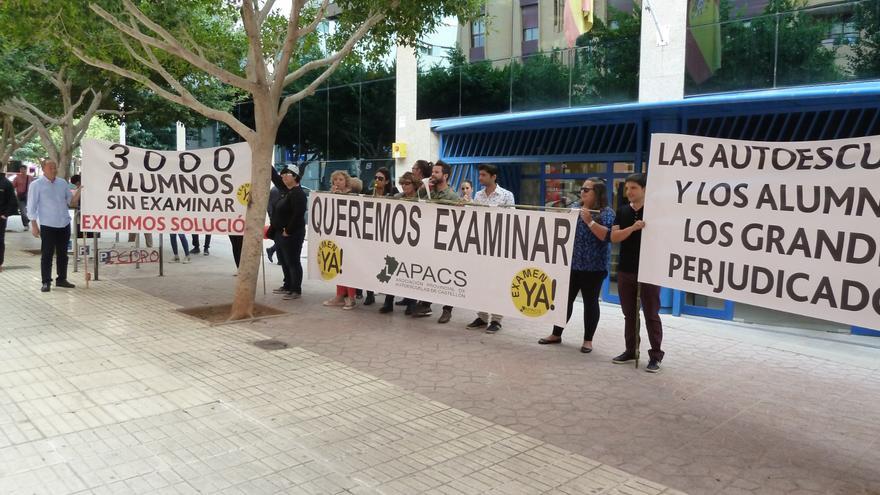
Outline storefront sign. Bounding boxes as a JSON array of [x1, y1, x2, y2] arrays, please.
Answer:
[[79, 139, 252, 234], [307, 193, 579, 326], [641, 133, 880, 329]]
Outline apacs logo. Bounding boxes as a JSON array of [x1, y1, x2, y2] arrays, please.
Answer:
[[376, 255, 467, 287], [317, 240, 343, 280], [510, 268, 557, 318]]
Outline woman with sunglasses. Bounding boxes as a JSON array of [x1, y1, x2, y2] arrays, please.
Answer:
[[367, 167, 398, 199], [377, 172, 419, 314], [362, 168, 399, 306], [538, 178, 615, 353]]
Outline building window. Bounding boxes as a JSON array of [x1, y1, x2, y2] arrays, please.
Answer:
[[524, 27, 539, 41], [472, 19, 486, 48], [522, 4, 539, 55], [470, 19, 486, 61], [824, 16, 858, 46]]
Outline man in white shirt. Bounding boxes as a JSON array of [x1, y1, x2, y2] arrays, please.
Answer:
[[467, 164, 515, 334], [28, 159, 82, 292]]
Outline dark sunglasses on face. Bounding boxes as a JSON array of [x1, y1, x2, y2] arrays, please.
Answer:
[[376, 176, 386, 181], [580, 187, 594, 193]]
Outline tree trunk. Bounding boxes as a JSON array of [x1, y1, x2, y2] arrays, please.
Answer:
[[228, 130, 275, 320]]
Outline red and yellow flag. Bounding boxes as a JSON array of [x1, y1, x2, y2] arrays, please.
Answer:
[[564, 0, 594, 48], [686, 0, 722, 84]]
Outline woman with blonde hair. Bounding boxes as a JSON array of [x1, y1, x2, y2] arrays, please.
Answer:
[[324, 170, 358, 309]]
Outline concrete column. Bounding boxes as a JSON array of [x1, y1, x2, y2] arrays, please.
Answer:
[[638, 0, 688, 103], [175, 122, 186, 151], [394, 45, 439, 178]]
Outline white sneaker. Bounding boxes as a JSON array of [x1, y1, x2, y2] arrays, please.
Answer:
[[173, 256, 180, 262], [343, 297, 356, 310], [182, 256, 191, 264]]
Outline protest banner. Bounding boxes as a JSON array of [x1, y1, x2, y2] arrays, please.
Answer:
[[640, 133, 880, 329], [79, 139, 252, 234], [307, 193, 579, 326]]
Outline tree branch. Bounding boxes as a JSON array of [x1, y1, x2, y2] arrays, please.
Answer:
[[282, 6, 390, 88], [295, 0, 330, 40], [88, 1, 254, 91], [271, 0, 305, 97], [67, 42, 256, 141], [240, 0, 270, 86], [259, 0, 278, 23], [277, 55, 341, 119]]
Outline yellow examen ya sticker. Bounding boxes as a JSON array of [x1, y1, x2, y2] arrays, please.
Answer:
[[510, 267, 557, 318], [236, 183, 251, 206], [317, 240, 343, 280]]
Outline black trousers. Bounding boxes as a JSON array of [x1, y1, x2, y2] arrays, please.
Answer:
[[552, 270, 607, 341], [229, 235, 243, 268], [191, 234, 211, 249], [0, 217, 6, 266], [40, 224, 71, 284], [277, 230, 305, 293]]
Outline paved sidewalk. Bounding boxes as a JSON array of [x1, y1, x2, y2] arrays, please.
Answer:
[[104, 234, 880, 495], [0, 236, 683, 494]]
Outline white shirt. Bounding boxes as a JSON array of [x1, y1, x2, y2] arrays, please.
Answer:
[[474, 185, 515, 207]]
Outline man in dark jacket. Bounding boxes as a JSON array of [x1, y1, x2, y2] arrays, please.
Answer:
[[0, 170, 20, 271], [269, 166, 307, 300]]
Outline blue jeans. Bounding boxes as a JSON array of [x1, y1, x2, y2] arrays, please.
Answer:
[[168, 234, 190, 256]]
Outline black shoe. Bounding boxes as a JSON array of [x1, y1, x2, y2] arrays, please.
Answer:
[[41, 283, 50, 293], [203, 248, 209, 256], [266, 248, 274, 263], [612, 352, 636, 364], [379, 305, 393, 314], [485, 322, 502, 333], [404, 304, 414, 316], [272, 286, 290, 294], [438, 308, 452, 324], [364, 294, 376, 306], [395, 300, 408, 306], [646, 360, 661, 373], [55, 280, 76, 289], [190, 246, 200, 254], [466, 318, 487, 329], [413, 304, 433, 317]]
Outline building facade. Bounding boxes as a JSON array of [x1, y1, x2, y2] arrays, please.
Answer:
[[396, 0, 880, 336]]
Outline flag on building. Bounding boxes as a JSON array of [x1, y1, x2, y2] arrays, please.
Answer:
[[686, 0, 722, 84], [564, 0, 594, 48]]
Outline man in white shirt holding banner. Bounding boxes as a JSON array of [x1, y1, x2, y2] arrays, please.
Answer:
[[466, 163, 516, 334]]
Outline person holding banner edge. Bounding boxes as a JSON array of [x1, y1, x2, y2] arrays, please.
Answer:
[[269, 165, 306, 299], [538, 178, 614, 352], [27, 159, 82, 292], [274, 167, 307, 300], [589, 173, 664, 372]]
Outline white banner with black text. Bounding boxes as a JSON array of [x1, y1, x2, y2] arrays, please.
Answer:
[[307, 192, 579, 326], [640, 133, 880, 329], [80, 139, 252, 234]]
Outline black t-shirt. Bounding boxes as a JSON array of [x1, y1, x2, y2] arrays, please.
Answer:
[[614, 203, 644, 274]]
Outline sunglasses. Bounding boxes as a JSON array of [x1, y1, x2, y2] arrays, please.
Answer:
[[375, 176, 386, 181], [580, 187, 594, 193]]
